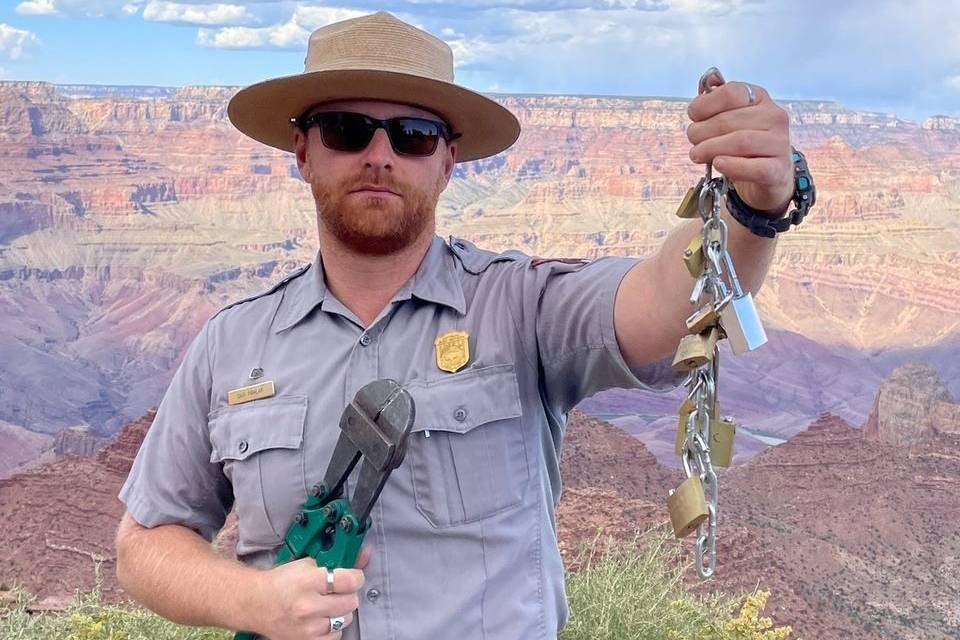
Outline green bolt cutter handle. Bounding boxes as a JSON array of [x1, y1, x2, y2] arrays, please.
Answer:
[[235, 379, 415, 640]]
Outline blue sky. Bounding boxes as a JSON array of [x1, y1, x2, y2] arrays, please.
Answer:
[[0, 0, 957, 123]]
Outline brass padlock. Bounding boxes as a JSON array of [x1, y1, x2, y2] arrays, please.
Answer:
[[676, 412, 732, 466], [667, 475, 709, 538], [675, 177, 706, 218], [671, 327, 719, 372], [710, 417, 736, 468], [682, 234, 705, 278], [685, 303, 719, 333]]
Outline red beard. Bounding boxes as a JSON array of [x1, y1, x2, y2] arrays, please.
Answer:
[[313, 170, 441, 255]]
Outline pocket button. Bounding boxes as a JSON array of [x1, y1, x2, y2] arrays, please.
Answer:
[[238, 439, 249, 454], [453, 408, 467, 422]]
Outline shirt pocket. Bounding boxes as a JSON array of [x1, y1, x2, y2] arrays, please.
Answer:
[[407, 364, 528, 528], [208, 395, 308, 550]]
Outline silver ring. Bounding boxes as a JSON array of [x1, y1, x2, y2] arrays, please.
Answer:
[[325, 568, 335, 594], [329, 615, 345, 633], [743, 82, 756, 106]]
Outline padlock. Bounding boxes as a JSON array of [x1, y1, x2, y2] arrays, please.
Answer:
[[715, 247, 767, 355], [682, 235, 705, 278], [676, 410, 731, 464], [675, 177, 706, 219], [667, 475, 709, 538], [671, 327, 719, 372], [685, 303, 719, 334], [709, 417, 736, 468], [718, 292, 767, 355]]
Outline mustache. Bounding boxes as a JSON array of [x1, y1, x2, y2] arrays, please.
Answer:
[[342, 174, 405, 196]]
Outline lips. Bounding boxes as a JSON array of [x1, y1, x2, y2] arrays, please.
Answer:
[[350, 185, 400, 196]]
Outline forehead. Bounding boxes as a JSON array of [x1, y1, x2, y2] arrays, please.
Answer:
[[306, 99, 444, 121]]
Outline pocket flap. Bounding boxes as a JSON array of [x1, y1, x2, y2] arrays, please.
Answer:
[[409, 364, 522, 434], [208, 395, 307, 463]]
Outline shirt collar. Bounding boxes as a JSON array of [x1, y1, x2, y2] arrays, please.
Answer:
[[273, 235, 465, 333], [272, 248, 328, 333]]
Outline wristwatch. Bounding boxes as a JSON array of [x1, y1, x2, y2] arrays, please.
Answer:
[[724, 146, 816, 238]]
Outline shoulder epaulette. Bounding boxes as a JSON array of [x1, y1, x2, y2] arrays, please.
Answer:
[[447, 235, 525, 275], [210, 263, 312, 320]]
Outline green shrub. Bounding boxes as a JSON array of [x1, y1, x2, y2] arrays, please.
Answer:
[[2, 528, 793, 640], [560, 526, 794, 640]]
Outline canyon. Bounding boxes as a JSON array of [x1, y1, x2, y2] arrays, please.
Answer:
[[0, 80, 958, 636], [1, 81, 958, 465]]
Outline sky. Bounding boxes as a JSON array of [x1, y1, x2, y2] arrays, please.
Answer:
[[0, 0, 957, 123]]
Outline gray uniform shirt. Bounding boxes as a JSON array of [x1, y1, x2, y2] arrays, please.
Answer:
[[118, 234, 682, 640]]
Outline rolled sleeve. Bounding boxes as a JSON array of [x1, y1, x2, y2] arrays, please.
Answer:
[[533, 256, 684, 414], [117, 320, 233, 541]]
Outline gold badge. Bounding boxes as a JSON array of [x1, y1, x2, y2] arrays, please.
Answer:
[[435, 330, 470, 373], [227, 380, 276, 406]]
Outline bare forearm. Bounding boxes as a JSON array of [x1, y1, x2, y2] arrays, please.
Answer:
[[115, 516, 262, 633], [614, 201, 777, 368]]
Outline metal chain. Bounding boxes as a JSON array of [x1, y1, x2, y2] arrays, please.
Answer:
[[676, 66, 750, 578]]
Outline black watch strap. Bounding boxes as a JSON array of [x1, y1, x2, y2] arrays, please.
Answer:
[[725, 146, 816, 238]]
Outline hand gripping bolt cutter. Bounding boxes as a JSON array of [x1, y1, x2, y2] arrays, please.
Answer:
[[235, 379, 415, 640]]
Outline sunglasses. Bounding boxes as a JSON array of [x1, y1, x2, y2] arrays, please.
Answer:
[[294, 111, 461, 157]]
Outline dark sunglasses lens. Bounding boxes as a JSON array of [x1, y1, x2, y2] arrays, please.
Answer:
[[389, 118, 441, 156], [318, 113, 374, 151]]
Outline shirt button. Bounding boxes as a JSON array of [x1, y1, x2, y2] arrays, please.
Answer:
[[359, 334, 372, 347], [238, 440, 249, 454], [366, 588, 380, 603], [453, 408, 467, 422]]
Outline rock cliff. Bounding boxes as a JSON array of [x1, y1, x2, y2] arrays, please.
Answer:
[[863, 362, 960, 446]]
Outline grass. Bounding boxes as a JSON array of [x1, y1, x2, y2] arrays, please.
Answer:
[[559, 526, 794, 640], [1, 527, 793, 640]]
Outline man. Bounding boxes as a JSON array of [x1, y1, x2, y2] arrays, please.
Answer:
[[114, 10, 808, 640]]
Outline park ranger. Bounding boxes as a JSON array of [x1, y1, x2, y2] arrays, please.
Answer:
[[114, 10, 806, 640]]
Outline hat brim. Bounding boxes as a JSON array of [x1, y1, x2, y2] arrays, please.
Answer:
[[227, 69, 520, 163]]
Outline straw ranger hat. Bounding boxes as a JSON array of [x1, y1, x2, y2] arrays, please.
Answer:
[[227, 11, 520, 162]]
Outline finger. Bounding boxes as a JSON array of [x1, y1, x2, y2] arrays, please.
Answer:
[[712, 155, 792, 188], [319, 611, 354, 639], [689, 129, 787, 165], [686, 104, 785, 146], [317, 567, 365, 595], [318, 592, 361, 616], [688, 81, 769, 122], [354, 545, 373, 570]]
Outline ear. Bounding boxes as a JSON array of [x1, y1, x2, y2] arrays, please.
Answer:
[[294, 128, 311, 182], [440, 141, 457, 187]]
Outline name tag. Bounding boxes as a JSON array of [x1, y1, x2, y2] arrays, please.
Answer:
[[227, 380, 276, 406]]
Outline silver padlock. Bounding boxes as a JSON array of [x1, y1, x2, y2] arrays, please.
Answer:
[[719, 291, 767, 354], [718, 249, 767, 354]]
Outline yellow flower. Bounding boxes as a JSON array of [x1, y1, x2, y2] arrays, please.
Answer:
[[723, 590, 793, 640]]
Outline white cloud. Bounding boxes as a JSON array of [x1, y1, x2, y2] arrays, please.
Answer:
[[196, 22, 308, 49], [143, 1, 257, 26], [0, 23, 40, 60], [292, 6, 371, 30], [196, 5, 368, 50], [15, 0, 58, 15], [15, 0, 146, 18], [448, 35, 497, 67]]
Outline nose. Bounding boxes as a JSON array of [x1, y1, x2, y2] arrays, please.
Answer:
[[362, 127, 394, 170]]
